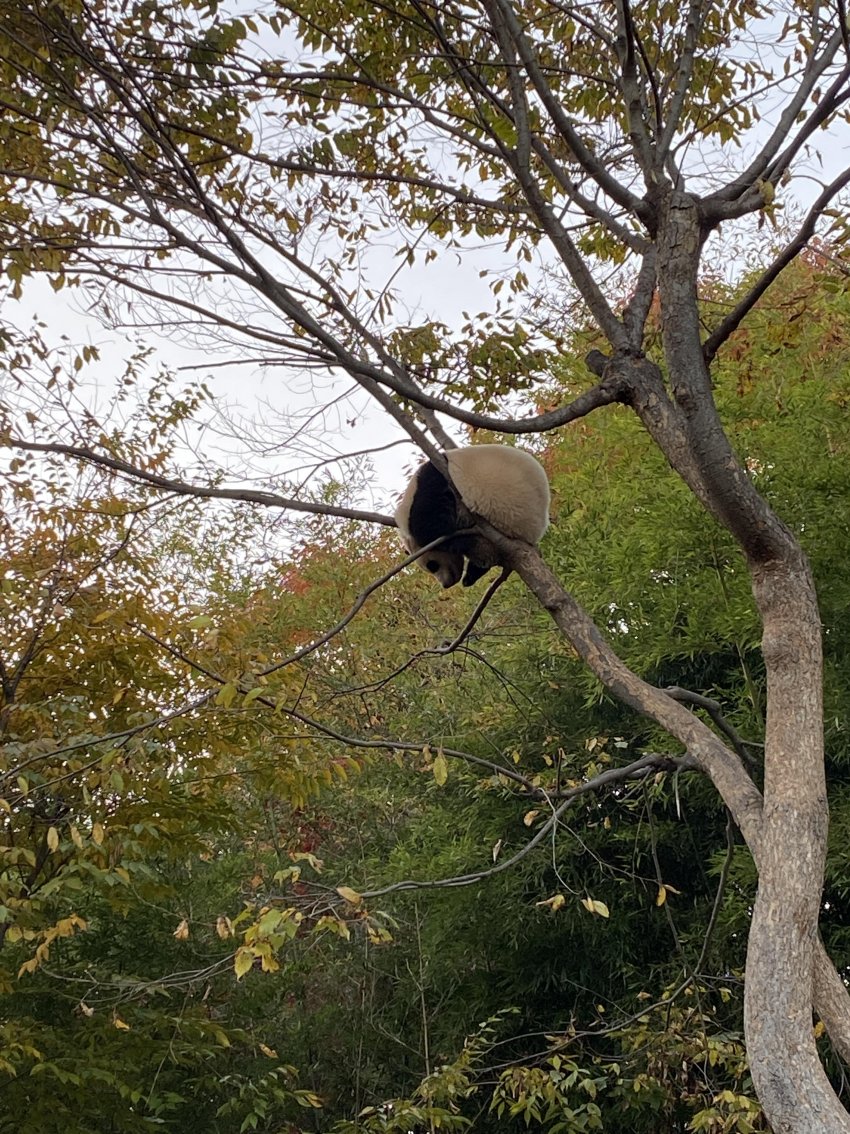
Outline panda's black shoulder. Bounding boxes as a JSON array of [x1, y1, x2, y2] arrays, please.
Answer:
[[407, 461, 458, 545]]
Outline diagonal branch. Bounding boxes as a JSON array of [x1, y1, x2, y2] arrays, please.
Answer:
[[708, 27, 847, 207], [703, 165, 850, 363], [360, 751, 693, 898], [621, 245, 658, 347]]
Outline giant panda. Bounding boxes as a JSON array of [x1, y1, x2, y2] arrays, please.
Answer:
[[394, 444, 550, 588]]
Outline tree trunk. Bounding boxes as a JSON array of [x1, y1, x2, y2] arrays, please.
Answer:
[[649, 191, 845, 1131], [744, 560, 840, 1131]]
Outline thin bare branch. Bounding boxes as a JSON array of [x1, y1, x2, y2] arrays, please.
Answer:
[[360, 751, 694, 897], [5, 438, 395, 525], [133, 623, 549, 796], [1, 694, 215, 784], [666, 685, 762, 767], [343, 567, 513, 697], [254, 534, 475, 678]]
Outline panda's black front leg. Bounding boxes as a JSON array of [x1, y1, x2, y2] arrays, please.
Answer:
[[455, 533, 499, 586], [462, 559, 491, 587]]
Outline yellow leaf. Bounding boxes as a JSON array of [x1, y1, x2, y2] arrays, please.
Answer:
[[70, 825, 83, 848], [316, 914, 351, 940], [216, 915, 233, 939], [336, 886, 362, 907], [113, 1014, 130, 1031], [234, 947, 254, 980], [656, 885, 667, 907], [0, 798, 10, 815], [291, 851, 323, 873], [259, 1043, 278, 1059], [432, 750, 448, 786], [91, 822, 105, 846], [46, 827, 59, 852], [173, 918, 190, 941], [536, 894, 566, 911], [813, 1020, 826, 1039], [757, 177, 775, 205], [523, 809, 540, 827], [581, 896, 610, 918]]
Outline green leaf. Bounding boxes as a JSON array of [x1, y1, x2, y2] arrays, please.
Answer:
[[216, 682, 239, 708]]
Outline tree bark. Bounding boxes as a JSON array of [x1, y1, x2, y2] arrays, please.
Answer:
[[504, 542, 849, 1130], [649, 192, 841, 1130]]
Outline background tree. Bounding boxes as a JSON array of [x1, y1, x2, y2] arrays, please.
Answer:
[[2, 0, 850, 1129]]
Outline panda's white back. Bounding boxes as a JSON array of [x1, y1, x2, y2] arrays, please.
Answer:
[[446, 445, 550, 544]]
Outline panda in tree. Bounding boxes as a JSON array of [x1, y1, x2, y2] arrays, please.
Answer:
[[395, 444, 550, 588]]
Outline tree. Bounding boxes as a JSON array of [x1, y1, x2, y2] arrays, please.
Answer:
[[269, 263, 850, 1129], [2, 0, 850, 1128]]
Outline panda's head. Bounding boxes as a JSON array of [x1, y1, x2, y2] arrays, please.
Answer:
[[418, 548, 465, 589], [395, 461, 466, 588]]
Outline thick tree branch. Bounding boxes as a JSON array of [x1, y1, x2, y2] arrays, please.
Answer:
[[481, 1, 631, 349], [488, 0, 652, 224], [621, 245, 658, 347], [656, 0, 706, 162], [508, 157, 631, 351], [614, 0, 657, 180], [481, 537, 850, 1069]]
